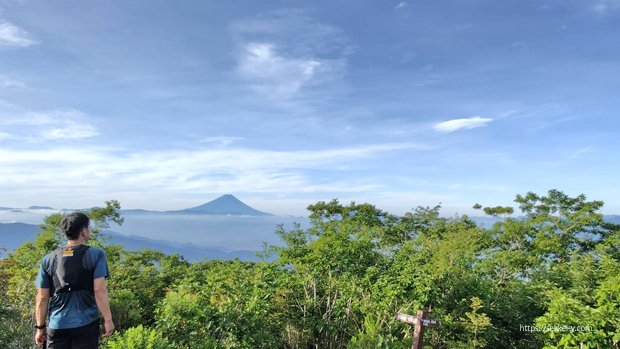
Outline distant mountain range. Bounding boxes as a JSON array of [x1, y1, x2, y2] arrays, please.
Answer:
[[0, 206, 58, 213], [0, 194, 272, 217], [0, 222, 40, 251], [2, 197, 619, 262], [467, 214, 620, 227], [122, 194, 272, 216], [3, 214, 619, 262], [0, 222, 259, 262], [4, 196, 618, 223], [0, 196, 275, 261], [28, 206, 55, 210], [604, 215, 620, 224]]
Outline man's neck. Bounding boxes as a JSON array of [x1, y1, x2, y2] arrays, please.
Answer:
[[67, 238, 86, 247]]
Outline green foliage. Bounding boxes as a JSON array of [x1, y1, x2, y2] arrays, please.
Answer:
[[155, 261, 283, 348], [103, 325, 175, 349], [106, 249, 189, 330], [535, 252, 620, 348], [515, 189, 606, 264], [460, 297, 492, 349], [0, 258, 28, 348], [3, 190, 619, 348], [273, 201, 392, 348], [154, 284, 220, 348], [477, 205, 515, 217], [347, 315, 405, 349]]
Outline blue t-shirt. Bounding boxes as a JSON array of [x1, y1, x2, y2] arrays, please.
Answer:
[[35, 246, 110, 329]]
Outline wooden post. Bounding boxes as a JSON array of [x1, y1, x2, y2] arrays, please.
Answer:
[[396, 309, 440, 349], [412, 310, 425, 349]]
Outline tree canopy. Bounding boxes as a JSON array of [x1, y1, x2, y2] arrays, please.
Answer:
[[0, 190, 618, 348]]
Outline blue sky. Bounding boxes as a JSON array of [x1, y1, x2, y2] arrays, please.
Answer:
[[0, 0, 618, 216]]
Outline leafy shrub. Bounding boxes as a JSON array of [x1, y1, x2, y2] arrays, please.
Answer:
[[103, 325, 175, 349]]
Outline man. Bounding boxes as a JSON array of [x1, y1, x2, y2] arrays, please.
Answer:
[[34, 212, 115, 348]]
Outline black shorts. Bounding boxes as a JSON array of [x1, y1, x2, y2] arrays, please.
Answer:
[[47, 320, 100, 349]]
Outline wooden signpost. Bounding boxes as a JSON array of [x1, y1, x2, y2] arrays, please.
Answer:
[[396, 310, 440, 349]]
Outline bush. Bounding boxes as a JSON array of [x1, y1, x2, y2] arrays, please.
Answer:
[[103, 325, 175, 349]]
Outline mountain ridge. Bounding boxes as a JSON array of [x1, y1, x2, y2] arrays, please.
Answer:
[[122, 194, 272, 216], [171, 194, 271, 216], [0, 222, 258, 261], [1, 195, 272, 217]]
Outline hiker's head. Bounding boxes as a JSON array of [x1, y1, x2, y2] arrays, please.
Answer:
[[60, 212, 90, 240]]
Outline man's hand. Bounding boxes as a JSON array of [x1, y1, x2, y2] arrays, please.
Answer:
[[34, 328, 46, 346], [102, 319, 115, 337]]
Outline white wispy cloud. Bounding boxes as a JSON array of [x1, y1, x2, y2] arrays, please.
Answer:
[[395, 2, 408, 10], [2, 113, 55, 126], [433, 116, 493, 133], [567, 146, 594, 160], [230, 9, 351, 56], [0, 21, 37, 47], [0, 142, 422, 206], [40, 123, 99, 140], [0, 109, 99, 141], [0, 76, 26, 89], [593, 0, 620, 14], [199, 136, 244, 147], [237, 42, 331, 98], [231, 10, 350, 99]]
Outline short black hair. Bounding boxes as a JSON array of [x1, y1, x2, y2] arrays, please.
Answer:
[[60, 212, 90, 240]]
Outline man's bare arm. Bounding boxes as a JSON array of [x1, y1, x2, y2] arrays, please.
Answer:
[[94, 277, 114, 337], [34, 288, 50, 346], [35, 288, 50, 324]]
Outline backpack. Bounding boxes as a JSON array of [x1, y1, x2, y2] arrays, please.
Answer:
[[51, 245, 94, 295]]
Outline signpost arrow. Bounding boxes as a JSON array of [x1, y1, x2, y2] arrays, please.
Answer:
[[396, 313, 418, 325]]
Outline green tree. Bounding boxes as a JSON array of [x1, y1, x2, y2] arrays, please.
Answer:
[[459, 297, 492, 349], [515, 190, 606, 266], [3, 190, 616, 349], [106, 249, 189, 330], [156, 260, 283, 348], [273, 201, 392, 348], [535, 230, 620, 348]]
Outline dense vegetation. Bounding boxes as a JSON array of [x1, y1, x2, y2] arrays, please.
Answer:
[[1, 190, 619, 348]]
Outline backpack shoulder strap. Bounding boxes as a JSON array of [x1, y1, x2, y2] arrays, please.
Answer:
[[82, 245, 94, 270]]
